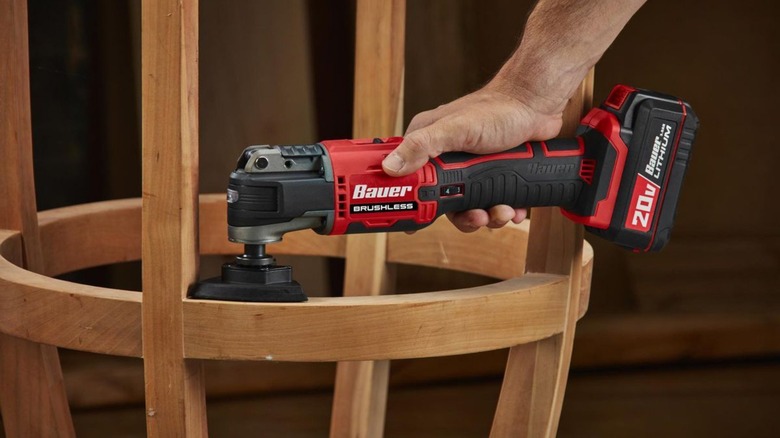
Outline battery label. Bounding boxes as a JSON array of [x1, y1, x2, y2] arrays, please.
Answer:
[[351, 202, 418, 214], [642, 119, 677, 185], [625, 173, 660, 232]]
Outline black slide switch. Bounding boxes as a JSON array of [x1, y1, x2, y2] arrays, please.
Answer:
[[441, 184, 464, 197]]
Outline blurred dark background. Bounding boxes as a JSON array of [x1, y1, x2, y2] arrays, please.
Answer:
[[8, 0, 779, 436]]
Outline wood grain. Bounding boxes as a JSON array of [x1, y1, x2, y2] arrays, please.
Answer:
[[183, 273, 568, 361], [0, 207, 593, 410], [0, 1, 75, 436], [38, 199, 142, 277], [140, 0, 207, 436], [331, 0, 406, 436], [331, 360, 390, 438], [491, 71, 593, 438], [388, 219, 529, 280], [350, 0, 406, 138], [332, 233, 395, 436], [0, 231, 142, 356]]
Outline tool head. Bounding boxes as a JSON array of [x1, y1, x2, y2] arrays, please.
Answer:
[[225, 144, 335, 244], [562, 86, 700, 252]]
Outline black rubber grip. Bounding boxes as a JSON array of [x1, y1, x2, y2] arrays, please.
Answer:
[[433, 140, 585, 215]]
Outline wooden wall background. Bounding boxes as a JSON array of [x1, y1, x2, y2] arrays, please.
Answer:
[[16, 0, 780, 414]]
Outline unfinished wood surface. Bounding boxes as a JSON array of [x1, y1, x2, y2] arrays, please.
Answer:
[[57, 298, 776, 411], [47, 236, 591, 410], [388, 219, 529, 279], [0, 245, 76, 438], [141, 0, 207, 436], [332, 360, 390, 438], [491, 71, 593, 438], [183, 274, 568, 362], [332, 233, 395, 436], [0, 231, 142, 356], [350, 0, 406, 137], [0, 1, 75, 436], [331, 0, 406, 436], [0, 5, 44, 271], [37, 199, 142, 277]]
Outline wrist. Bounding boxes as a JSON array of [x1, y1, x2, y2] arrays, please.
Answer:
[[486, 0, 601, 116], [487, 51, 588, 116]]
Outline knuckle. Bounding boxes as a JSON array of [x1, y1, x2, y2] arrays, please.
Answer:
[[413, 109, 433, 121], [444, 116, 482, 152], [404, 130, 435, 157], [407, 113, 428, 130]]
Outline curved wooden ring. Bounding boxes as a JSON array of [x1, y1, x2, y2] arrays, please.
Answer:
[[0, 194, 592, 361]]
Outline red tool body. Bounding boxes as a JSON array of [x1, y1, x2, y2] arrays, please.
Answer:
[[190, 85, 699, 302]]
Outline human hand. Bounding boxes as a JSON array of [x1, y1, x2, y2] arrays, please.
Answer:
[[381, 81, 567, 232]]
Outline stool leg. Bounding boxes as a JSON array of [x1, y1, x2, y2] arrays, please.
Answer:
[[331, 234, 395, 438], [0, 1, 76, 436], [331, 1, 405, 436], [489, 342, 542, 437], [140, 0, 207, 436], [490, 73, 593, 437], [331, 359, 391, 438], [490, 208, 586, 438], [0, 336, 75, 437]]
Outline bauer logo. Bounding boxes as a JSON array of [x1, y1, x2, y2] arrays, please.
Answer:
[[527, 162, 575, 175], [643, 120, 676, 184], [625, 173, 660, 232], [352, 184, 413, 199]]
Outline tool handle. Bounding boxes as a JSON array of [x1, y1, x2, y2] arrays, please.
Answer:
[[431, 138, 586, 216]]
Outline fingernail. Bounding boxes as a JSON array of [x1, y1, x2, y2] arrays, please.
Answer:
[[382, 153, 404, 173]]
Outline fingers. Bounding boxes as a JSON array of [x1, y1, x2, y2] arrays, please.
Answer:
[[512, 208, 527, 224], [446, 210, 489, 233], [383, 97, 484, 177], [383, 96, 526, 177], [486, 205, 516, 229], [382, 127, 447, 176], [383, 111, 482, 176], [446, 206, 527, 233]]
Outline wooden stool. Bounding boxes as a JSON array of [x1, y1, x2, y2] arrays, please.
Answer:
[[0, 0, 593, 436]]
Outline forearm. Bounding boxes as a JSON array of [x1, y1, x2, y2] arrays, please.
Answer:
[[490, 0, 646, 113]]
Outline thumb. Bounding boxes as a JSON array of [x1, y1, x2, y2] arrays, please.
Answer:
[[382, 124, 453, 177]]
